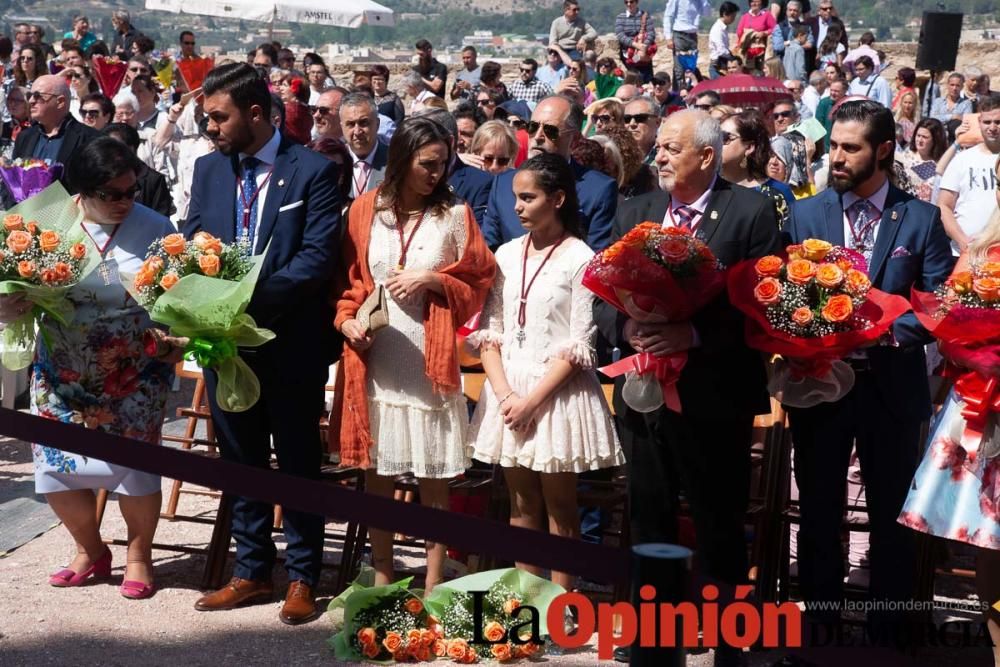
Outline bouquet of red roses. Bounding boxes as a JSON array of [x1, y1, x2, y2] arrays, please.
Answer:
[[728, 238, 910, 407], [582, 222, 726, 413], [912, 261, 1000, 455]]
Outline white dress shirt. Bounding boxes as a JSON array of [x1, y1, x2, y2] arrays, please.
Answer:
[[841, 177, 889, 249], [663, 0, 712, 36], [236, 128, 281, 251], [662, 175, 717, 232]]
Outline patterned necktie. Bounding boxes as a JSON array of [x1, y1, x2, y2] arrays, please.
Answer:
[[848, 198, 878, 264], [354, 160, 371, 198], [236, 156, 260, 248], [673, 205, 697, 230]]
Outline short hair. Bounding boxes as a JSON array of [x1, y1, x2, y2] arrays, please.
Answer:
[[452, 103, 481, 127], [112, 89, 140, 113], [128, 55, 150, 69], [341, 91, 378, 117], [832, 99, 895, 171], [563, 0, 580, 8], [81, 92, 114, 117], [461, 46, 477, 55], [67, 136, 141, 197], [112, 10, 131, 23], [948, 72, 964, 84], [688, 111, 723, 171], [854, 55, 874, 71], [371, 64, 390, 81], [180, 30, 194, 42], [202, 62, 272, 118], [541, 94, 584, 133], [522, 58, 538, 72], [897, 67, 916, 88], [694, 90, 721, 106], [277, 48, 294, 63], [470, 120, 518, 157], [589, 98, 624, 123], [415, 39, 432, 51], [627, 95, 660, 117], [481, 61, 502, 83], [86, 41, 109, 58], [808, 70, 826, 87], [979, 93, 1000, 114], [133, 34, 155, 54], [417, 107, 457, 138], [859, 31, 875, 45], [102, 122, 141, 150], [519, 153, 584, 239], [719, 1, 739, 15], [792, 24, 809, 39], [964, 66, 983, 79], [786, 0, 801, 8], [401, 70, 424, 91], [256, 42, 278, 64]]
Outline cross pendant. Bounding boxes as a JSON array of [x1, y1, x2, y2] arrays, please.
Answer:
[[98, 260, 116, 286], [516, 328, 526, 347]]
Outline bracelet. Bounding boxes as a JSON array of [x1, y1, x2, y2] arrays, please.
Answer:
[[167, 118, 177, 124], [499, 390, 515, 405]]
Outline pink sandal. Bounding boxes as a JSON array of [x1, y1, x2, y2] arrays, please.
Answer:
[[120, 580, 157, 600], [48, 547, 112, 587]]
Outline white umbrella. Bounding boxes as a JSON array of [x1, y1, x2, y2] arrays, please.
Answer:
[[145, 0, 395, 29]]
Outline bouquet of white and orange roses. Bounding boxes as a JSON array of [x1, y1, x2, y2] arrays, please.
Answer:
[[0, 184, 98, 370], [127, 231, 274, 411], [728, 238, 910, 407]]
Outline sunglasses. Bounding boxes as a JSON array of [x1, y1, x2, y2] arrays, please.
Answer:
[[508, 118, 527, 129], [623, 113, 653, 124], [309, 105, 332, 116], [19, 56, 34, 61], [722, 131, 739, 144], [27, 91, 56, 103], [182, 41, 196, 46], [519, 68, 534, 74], [128, 67, 148, 73], [65, 71, 83, 79], [652, 79, 669, 86], [481, 155, 510, 167], [477, 98, 494, 106], [527, 120, 563, 142], [818, 5, 832, 10], [95, 183, 140, 202], [591, 114, 613, 124], [80, 108, 102, 118], [772, 110, 796, 120]]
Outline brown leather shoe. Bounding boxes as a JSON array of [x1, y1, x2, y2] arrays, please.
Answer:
[[278, 580, 319, 625], [194, 577, 273, 611]]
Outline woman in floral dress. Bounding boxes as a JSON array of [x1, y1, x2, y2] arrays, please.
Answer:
[[0, 138, 177, 599], [899, 155, 1000, 664]]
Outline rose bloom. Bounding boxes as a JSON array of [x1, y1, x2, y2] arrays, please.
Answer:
[[382, 631, 403, 653], [815, 263, 844, 289], [406, 628, 422, 645], [821, 294, 854, 322], [404, 597, 423, 615], [844, 269, 871, 295], [973, 277, 1000, 302], [162, 233, 187, 256], [980, 262, 1000, 278], [659, 237, 690, 263], [40, 268, 59, 284], [520, 642, 542, 656], [17, 259, 35, 278], [6, 229, 32, 253], [753, 277, 782, 305], [134, 269, 155, 288], [198, 254, 221, 276], [786, 259, 817, 285], [432, 639, 448, 657], [786, 243, 804, 260], [70, 243, 87, 260], [38, 230, 61, 253], [754, 255, 783, 277], [836, 258, 853, 272], [484, 621, 506, 643], [663, 225, 688, 236], [491, 643, 513, 661], [159, 272, 180, 290], [461, 647, 478, 664], [791, 306, 813, 327], [26, 221, 38, 235], [419, 629, 435, 646], [503, 599, 521, 616], [143, 256, 165, 273], [53, 261, 71, 281], [801, 238, 833, 261], [446, 639, 469, 660], [356, 627, 376, 646], [192, 231, 223, 254], [362, 642, 380, 659], [3, 213, 23, 231]]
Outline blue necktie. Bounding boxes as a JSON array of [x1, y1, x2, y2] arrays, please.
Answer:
[[236, 156, 260, 248]]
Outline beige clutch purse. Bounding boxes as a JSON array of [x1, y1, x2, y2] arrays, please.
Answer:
[[356, 285, 389, 334]]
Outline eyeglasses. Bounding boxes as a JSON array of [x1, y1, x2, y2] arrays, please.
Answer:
[[527, 120, 564, 142], [481, 155, 510, 167], [772, 110, 796, 120], [591, 114, 613, 124], [477, 98, 494, 107], [27, 91, 57, 103], [80, 108, 102, 119], [94, 183, 140, 202], [722, 131, 739, 145], [182, 41, 196, 46], [309, 106, 332, 116], [623, 113, 653, 124]]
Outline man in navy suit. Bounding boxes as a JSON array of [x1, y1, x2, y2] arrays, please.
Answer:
[[481, 94, 618, 250], [184, 63, 342, 625], [419, 108, 493, 227], [785, 100, 954, 640]]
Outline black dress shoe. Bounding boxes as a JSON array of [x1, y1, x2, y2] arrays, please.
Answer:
[[613, 645, 630, 663]]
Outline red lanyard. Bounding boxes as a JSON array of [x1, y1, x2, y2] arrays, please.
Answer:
[[80, 220, 121, 258], [238, 169, 273, 232], [847, 202, 879, 249], [395, 208, 428, 269], [518, 233, 566, 329]]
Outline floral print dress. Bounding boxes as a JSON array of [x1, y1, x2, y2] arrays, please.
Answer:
[[32, 204, 175, 496]]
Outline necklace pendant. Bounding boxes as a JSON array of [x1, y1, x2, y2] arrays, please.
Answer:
[[516, 328, 526, 347], [98, 259, 118, 286]]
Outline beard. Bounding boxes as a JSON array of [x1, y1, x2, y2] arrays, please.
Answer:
[[829, 158, 876, 194]]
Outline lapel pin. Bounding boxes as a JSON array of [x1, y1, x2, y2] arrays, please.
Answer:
[[891, 211, 897, 221], [277, 178, 285, 187], [710, 210, 718, 220]]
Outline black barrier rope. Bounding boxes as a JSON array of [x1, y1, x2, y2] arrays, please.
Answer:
[[0, 407, 630, 583]]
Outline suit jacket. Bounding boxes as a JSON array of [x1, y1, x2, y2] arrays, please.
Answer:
[[136, 163, 175, 218], [785, 183, 955, 420], [183, 132, 343, 367], [594, 178, 782, 420], [8, 116, 99, 203], [482, 159, 617, 251], [449, 160, 492, 230]]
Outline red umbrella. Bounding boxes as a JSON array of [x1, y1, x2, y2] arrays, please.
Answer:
[[686, 74, 792, 111]]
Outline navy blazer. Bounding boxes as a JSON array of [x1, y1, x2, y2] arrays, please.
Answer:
[[482, 159, 617, 251], [786, 183, 955, 419], [183, 133, 343, 365], [449, 160, 492, 229]]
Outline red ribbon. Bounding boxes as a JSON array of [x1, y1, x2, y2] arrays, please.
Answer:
[[600, 351, 688, 413], [956, 372, 1000, 433]]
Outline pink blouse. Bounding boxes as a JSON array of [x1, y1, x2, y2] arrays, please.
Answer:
[[736, 11, 777, 42]]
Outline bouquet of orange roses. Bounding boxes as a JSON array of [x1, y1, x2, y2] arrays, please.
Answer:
[[126, 232, 274, 411], [912, 261, 1000, 455], [0, 184, 98, 370], [728, 238, 910, 407], [582, 222, 726, 412]]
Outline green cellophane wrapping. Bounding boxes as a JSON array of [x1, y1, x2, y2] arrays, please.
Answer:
[[424, 567, 566, 638], [0, 183, 98, 370], [127, 253, 274, 412], [327, 566, 420, 662]]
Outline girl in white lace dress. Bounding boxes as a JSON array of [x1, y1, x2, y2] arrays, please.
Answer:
[[335, 117, 495, 592], [466, 154, 623, 589]]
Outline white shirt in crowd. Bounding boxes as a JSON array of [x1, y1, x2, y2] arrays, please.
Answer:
[[709, 18, 731, 60], [940, 145, 1000, 254], [663, 0, 712, 36]]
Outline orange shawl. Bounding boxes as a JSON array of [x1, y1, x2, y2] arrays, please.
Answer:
[[328, 189, 497, 466]]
